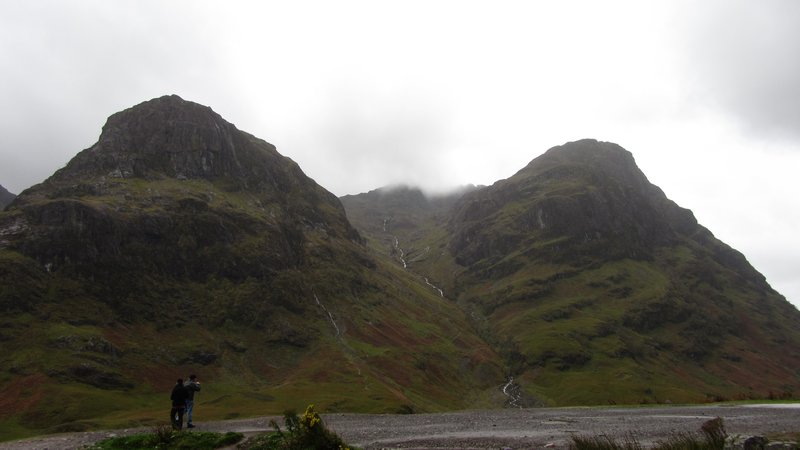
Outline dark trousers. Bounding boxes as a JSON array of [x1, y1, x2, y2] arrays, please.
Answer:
[[170, 405, 185, 429]]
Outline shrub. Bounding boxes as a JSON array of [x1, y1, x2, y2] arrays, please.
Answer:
[[152, 423, 175, 446], [239, 405, 353, 450]]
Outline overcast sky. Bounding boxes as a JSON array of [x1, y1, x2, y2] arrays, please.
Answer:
[[1, 1, 799, 309]]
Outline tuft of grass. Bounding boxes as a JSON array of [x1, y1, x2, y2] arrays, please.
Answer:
[[767, 432, 800, 442], [88, 424, 243, 450], [570, 417, 727, 450], [653, 416, 726, 450], [570, 433, 643, 450], [699, 417, 726, 449]]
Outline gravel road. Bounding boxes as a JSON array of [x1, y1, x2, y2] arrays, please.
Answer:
[[1, 404, 798, 449]]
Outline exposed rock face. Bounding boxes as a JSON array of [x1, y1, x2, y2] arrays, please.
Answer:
[[51, 96, 314, 192], [449, 139, 701, 265], [41, 95, 358, 240], [0, 184, 14, 210], [3, 95, 361, 282], [448, 139, 769, 289]]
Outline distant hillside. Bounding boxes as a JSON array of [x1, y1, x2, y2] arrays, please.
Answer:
[[0, 184, 14, 210], [340, 184, 475, 248], [0, 96, 503, 440], [341, 185, 473, 300], [343, 139, 800, 407]]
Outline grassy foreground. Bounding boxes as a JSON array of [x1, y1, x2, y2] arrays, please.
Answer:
[[88, 427, 243, 450], [89, 405, 356, 450]]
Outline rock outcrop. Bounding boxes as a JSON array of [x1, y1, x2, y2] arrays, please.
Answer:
[[3, 96, 361, 281], [449, 139, 701, 265], [0, 184, 14, 210]]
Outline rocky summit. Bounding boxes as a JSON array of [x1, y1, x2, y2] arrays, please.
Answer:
[[5, 95, 360, 281], [0, 96, 502, 440], [0, 184, 14, 210]]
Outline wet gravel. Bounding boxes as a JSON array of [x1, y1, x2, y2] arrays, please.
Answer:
[[1, 404, 798, 449]]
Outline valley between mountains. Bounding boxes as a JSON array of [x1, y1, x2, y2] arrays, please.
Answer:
[[0, 96, 798, 441]]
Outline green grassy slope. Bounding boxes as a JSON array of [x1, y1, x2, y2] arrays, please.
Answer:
[[0, 195, 502, 440], [342, 139, 800, 407]]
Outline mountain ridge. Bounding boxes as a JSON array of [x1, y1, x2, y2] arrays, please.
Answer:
[[1, 98, 797, 441], [0, 96, 504, 440], [342, 138, 800, 406]]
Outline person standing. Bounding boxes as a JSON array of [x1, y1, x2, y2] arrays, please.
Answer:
[[184, 374, 201, 428], [170, 378, 189, 430]]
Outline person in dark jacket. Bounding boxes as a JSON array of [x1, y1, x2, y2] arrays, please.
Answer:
[[170, 378, 189, 430], [183, 374, 201, 428]]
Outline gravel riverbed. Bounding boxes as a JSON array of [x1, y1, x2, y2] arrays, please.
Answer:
[[2, 404, 798, 449]]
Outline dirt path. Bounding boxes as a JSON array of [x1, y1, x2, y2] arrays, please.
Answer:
[[1, 404, 798, 449]]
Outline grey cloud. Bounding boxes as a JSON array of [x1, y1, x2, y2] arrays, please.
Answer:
[[683, 0, 800, 141], [0, 2, 233, 192], [750, 252, 800, 311], [290, 89, 457, 196]]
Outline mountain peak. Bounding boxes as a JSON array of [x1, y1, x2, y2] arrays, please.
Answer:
[[12, 95, 361, 256], [102, 95, 222, 137], [542, 138, 632, 160], [344, 139, 800, 407], [450, 139, 699, 265], [517, 139, 645, 189], [48, 95, 278, 187]]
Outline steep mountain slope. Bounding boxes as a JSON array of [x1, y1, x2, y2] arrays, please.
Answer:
[[341, 185, 477, 238], [0, 96, 503, 440], [343, 139, 800, 406], [0, 184, 15, 210], [340, 185, 475, 295]]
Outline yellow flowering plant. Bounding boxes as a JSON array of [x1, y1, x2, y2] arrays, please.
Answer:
[[256, 404, 354, 450], [299, 404, 321, 430]]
